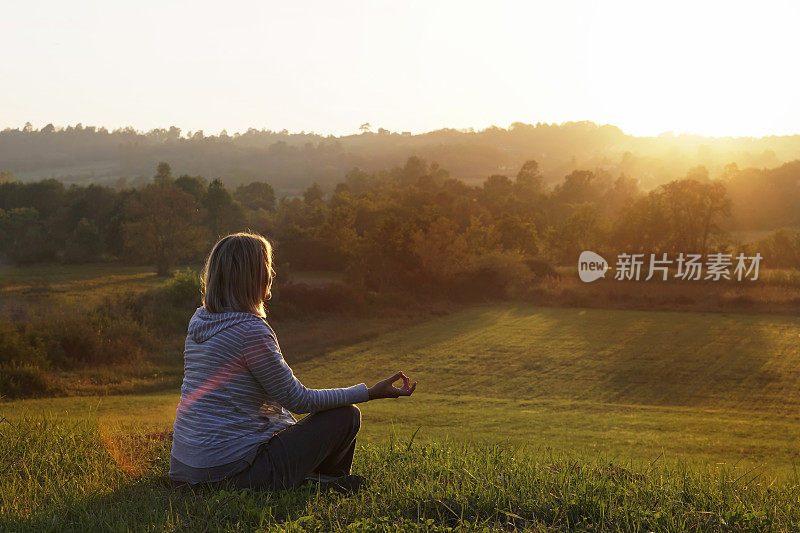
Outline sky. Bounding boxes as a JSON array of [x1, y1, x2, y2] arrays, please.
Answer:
[[2, 0, 799, 138]]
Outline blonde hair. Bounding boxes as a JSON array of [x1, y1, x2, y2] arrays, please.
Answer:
[[202, 232, 274, 317]]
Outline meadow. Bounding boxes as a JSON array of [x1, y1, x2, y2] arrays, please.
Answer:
[[3, 295, 800, 530]]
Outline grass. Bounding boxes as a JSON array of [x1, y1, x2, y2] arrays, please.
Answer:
[[5, 389, 800, 477], [0, 263, 175, 306], [1, 415, 799, 532], [0, 262, 439, 397], [3, 263, 800, 529], [3, 304, 800, 472], [299, 304, 800, 412], [0, 263, 345, 303]]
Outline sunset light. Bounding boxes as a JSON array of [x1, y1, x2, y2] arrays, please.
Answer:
[[2, 0, 799, 137], [3, 2, 800, 530]]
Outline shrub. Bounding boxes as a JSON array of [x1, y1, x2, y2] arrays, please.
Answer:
[[525, 257, 560, 280], [133, 268, 203, 332], [455, 251, 535, 300], [161, 268, 203, 309], [0, 320, 48, 368], [0, 363, 51, 399]]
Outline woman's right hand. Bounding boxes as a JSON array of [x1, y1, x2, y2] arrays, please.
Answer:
[[368, 371, 417, 400]]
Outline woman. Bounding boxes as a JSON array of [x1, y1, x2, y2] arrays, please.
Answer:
[[169, 232, 417, 492]]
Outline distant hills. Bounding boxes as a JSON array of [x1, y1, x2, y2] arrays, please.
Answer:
[[1, 121, 798, 194]]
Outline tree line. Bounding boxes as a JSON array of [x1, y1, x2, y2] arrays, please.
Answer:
[[2, 156, 799, 294]]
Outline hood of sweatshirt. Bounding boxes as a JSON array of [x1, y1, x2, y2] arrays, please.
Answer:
[[187, 306, 262, 344]]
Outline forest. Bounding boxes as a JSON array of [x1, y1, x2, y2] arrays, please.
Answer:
[[1, 155, 799, 293]]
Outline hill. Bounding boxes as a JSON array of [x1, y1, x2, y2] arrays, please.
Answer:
[[4, 303, 799, 471], [300, 304, 800, 413], [3, 303, 800, 530], [3, 121, 799, 194]]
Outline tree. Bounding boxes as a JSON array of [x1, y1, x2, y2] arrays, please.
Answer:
[[552, 170, 597, 207], [202, 179, 246, 239], [122, 184, 205, 276], [0, 207, 53, 263], [175, 175, 207, 202], [514, 160, 545, 215], [64, 218, 103, 263], [495, 214, 538, 255], [686, 165, 709, 182], [154, 162, 173, 184], [359, 123, 371, 133], [303, 182, 324, 204], [614, 178, 731, 255], [550, 204, 603, 263], [401, 156, 428, 187], [481, 174, 514, 213], [235, 181, 276, 211], [515, 160, 542, 194], [658, 179, 730, 254]]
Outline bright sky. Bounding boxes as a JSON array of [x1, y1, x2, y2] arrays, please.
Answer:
[[2, 0, 799, 137]]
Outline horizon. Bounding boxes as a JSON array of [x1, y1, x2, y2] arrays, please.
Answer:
[[3, 0, 800, 139], [6, 119, 800, 141]]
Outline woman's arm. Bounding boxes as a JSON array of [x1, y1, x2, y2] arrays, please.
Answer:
[[242, 322, 369, 413]]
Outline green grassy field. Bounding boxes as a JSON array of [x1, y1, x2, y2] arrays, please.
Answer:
[[0, 263, 169, 303], [3, 415, 798, 531], [0, 263, 344, 302], [3, 294, 800, 529], [4, 304, 800, 471]]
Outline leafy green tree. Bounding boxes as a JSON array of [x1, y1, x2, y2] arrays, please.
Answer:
[[154, 162, 173, 185], [481, 174, 514, 213], [515, 160, 542, 196], [303, 182, 324, 204], [0, 207, 53, 263], [549, 203, 604, 264], [175, 175, 207, 202], [202, 179, 246, 240], [235, 181, 276, 211], [495, 214, 538, 255], [122, 184, 205, 276], [613, 178, 730, 255], [64, 218, 103, 263], [752, 228, 800, 267]]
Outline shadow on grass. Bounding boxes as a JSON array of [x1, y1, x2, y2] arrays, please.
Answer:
[[593, 311, 778, 409], [504, 304, 783, 410], [0, 474, 329, 531]]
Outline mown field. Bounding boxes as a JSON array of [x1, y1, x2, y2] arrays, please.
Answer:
[[0, 264, 344, 304], [2, 264, 800, 530], [3, 302, 800, 530]]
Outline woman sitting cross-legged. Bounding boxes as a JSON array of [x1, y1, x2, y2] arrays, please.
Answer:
[[169, 232, 417, 493]]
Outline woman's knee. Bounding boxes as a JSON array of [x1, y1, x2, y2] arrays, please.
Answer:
[[318, 404, 361, 433], [345, 404, 361, 430], [334, 404, 361, 432]]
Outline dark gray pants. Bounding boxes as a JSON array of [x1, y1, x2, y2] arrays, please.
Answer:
[[227, 404, 361, 491]]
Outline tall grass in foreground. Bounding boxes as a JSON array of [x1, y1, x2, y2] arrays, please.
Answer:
[[1, 416, 799, 532]]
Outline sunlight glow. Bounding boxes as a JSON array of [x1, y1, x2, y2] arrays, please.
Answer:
[[1, 0, 798, 137]]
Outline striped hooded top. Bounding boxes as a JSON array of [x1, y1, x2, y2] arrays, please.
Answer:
[[169, 306, 369, 473]]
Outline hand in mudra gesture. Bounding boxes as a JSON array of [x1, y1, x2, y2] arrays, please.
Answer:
[[368, 371, 417, 400]]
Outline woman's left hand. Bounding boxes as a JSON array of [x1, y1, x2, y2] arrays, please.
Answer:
[[368, 371, 417, 400]]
